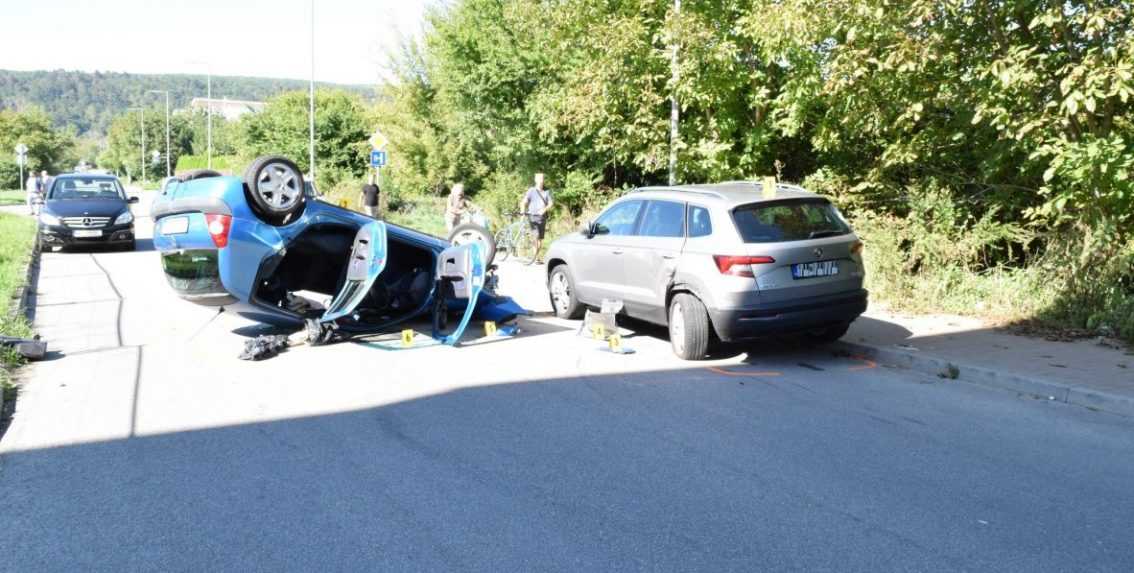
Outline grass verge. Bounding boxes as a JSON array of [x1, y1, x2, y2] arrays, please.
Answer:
[[0, 212, 38, 390], [0, 189, 26, 207]]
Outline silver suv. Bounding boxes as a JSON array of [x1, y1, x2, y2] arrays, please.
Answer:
[[544, 182, 867, 359]]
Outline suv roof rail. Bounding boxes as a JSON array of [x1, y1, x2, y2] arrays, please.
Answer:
[[631, 186, 727, 200], [717, 180, 808, 192]]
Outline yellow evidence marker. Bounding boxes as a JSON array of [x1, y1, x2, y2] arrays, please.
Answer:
[[591, 323, 606, 340], [608, 333, 623, 353], [401, 329, 415, 347], [762, 176, 777, 200], [484, 321, 498, 337]]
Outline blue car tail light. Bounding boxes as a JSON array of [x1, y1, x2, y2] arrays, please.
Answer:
[[206, 214, 232, 248]]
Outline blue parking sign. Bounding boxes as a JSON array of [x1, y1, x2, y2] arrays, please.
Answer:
[[370, 150, 387, 168]]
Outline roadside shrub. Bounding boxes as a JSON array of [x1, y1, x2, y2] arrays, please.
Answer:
[[474, 171, 528, 221], [1031, 235, 1134, 341], [849, 186, 1041, 319]]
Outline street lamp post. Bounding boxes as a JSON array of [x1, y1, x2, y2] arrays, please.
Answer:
[[190, 61, 213, 169], [129, 107, 146, 184], [148, 90, 172, 177], [309, 0, 316, 180], [206, 72, 212, 169], [668, 0, 681, 186]]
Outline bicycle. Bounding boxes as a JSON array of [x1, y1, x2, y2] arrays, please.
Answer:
[[493, 212, 538, 265]]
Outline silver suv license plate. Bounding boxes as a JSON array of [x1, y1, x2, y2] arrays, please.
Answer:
[[792, 260, 839, 279]]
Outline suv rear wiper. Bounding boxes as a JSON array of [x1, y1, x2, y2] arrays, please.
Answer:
[[808, 230, 844, 239]]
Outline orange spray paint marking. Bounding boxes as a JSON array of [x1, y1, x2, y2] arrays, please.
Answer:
[[847, 355, 877, 371]]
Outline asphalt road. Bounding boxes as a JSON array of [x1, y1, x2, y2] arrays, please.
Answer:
[[1, 196, 1133, 571]]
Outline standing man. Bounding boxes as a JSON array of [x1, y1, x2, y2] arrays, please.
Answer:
[[26, 171, 41, 214], [520, 173, 552, 264], [359, 173, 381, 218], [445, 183, 471, 233]]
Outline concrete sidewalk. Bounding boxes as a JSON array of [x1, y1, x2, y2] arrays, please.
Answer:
[[842, 308, 1133, 416], [494, 260, 1133, 416]]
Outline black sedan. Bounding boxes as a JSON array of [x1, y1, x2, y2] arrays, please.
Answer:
[[38, 174, 138, 251]]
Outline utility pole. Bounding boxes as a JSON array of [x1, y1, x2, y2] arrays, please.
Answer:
[[206, 71, 212, 169], [148, 90, 172, 177], [132, 107, 146, 184], [308, 0, 316, 180], [668, 0, 681, 186], [189, 61, 213, 169]]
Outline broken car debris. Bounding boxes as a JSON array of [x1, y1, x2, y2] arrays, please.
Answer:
[[0, 335, 47, 361]]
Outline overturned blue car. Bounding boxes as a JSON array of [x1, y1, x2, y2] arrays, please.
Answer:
[[150, 155, 525, 344]]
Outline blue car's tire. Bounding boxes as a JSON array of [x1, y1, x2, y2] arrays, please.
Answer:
[[244, 155, 306, 225], [179, 169, 222, 181]]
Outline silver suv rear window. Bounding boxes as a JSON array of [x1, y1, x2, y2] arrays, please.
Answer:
[[732, 200, 849, 243]]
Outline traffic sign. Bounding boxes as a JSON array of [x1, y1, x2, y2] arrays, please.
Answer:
[[369, 129, 388, 150], [370, 150, 388, 168], [15, 143, 28, 155]]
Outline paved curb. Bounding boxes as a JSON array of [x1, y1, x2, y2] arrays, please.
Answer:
[[3, 231, 41, 415], [833, 340, 1134, 418]]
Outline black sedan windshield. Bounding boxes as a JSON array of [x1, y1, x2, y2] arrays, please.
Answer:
[[50, 178, 125, 200]]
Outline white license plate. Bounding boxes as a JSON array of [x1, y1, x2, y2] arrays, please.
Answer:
[[73, 230, 102, 238], [792, 260, 839, 279], [162, 216, 189, 235]]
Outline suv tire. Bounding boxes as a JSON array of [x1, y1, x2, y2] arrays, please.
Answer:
[[803, 322, 851, 345], [548, 264, 583, 319], [669, 293, 710, 360]]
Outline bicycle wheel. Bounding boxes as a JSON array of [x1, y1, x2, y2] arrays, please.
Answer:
[[515, 224, 538, 265], [493, 226, 512, 262]]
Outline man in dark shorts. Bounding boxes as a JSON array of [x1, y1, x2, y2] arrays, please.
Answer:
[[520, 173, 552, 264], [359, 173, 380, 217]]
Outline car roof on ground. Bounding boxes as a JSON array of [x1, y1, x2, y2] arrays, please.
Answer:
[[630, 181, 821, 207]]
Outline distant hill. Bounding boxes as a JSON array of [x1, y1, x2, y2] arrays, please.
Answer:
[[0, 69, 373, 137]]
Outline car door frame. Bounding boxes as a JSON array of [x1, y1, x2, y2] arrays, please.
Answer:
[[571, 198, 647, 305], [617, 199, 687, 324]]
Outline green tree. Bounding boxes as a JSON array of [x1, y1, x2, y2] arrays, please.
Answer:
[[0, 108, 75, 188], [186, 109, 240, 157], [100, 109, 193, 182], [240, 90, 370, 185]]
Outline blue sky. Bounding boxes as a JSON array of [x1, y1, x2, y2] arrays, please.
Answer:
[[0, 0, 434, 85]]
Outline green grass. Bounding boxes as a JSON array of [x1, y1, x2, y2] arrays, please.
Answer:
[[175, 154, 239, 174], [0, 189, 26, 206], [0, 212, 37, 388], [386, 197, 447, 237]]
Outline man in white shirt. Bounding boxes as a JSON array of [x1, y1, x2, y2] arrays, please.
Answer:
[[519, 173, 552, 264]]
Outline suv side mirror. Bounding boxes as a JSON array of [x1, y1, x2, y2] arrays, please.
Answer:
[[581, 220, 596, 238], [128, 196, 140, 204]]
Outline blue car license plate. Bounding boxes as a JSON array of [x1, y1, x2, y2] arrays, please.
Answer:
[[161, 216, 189, 235], [792, 260, 839, 279]]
